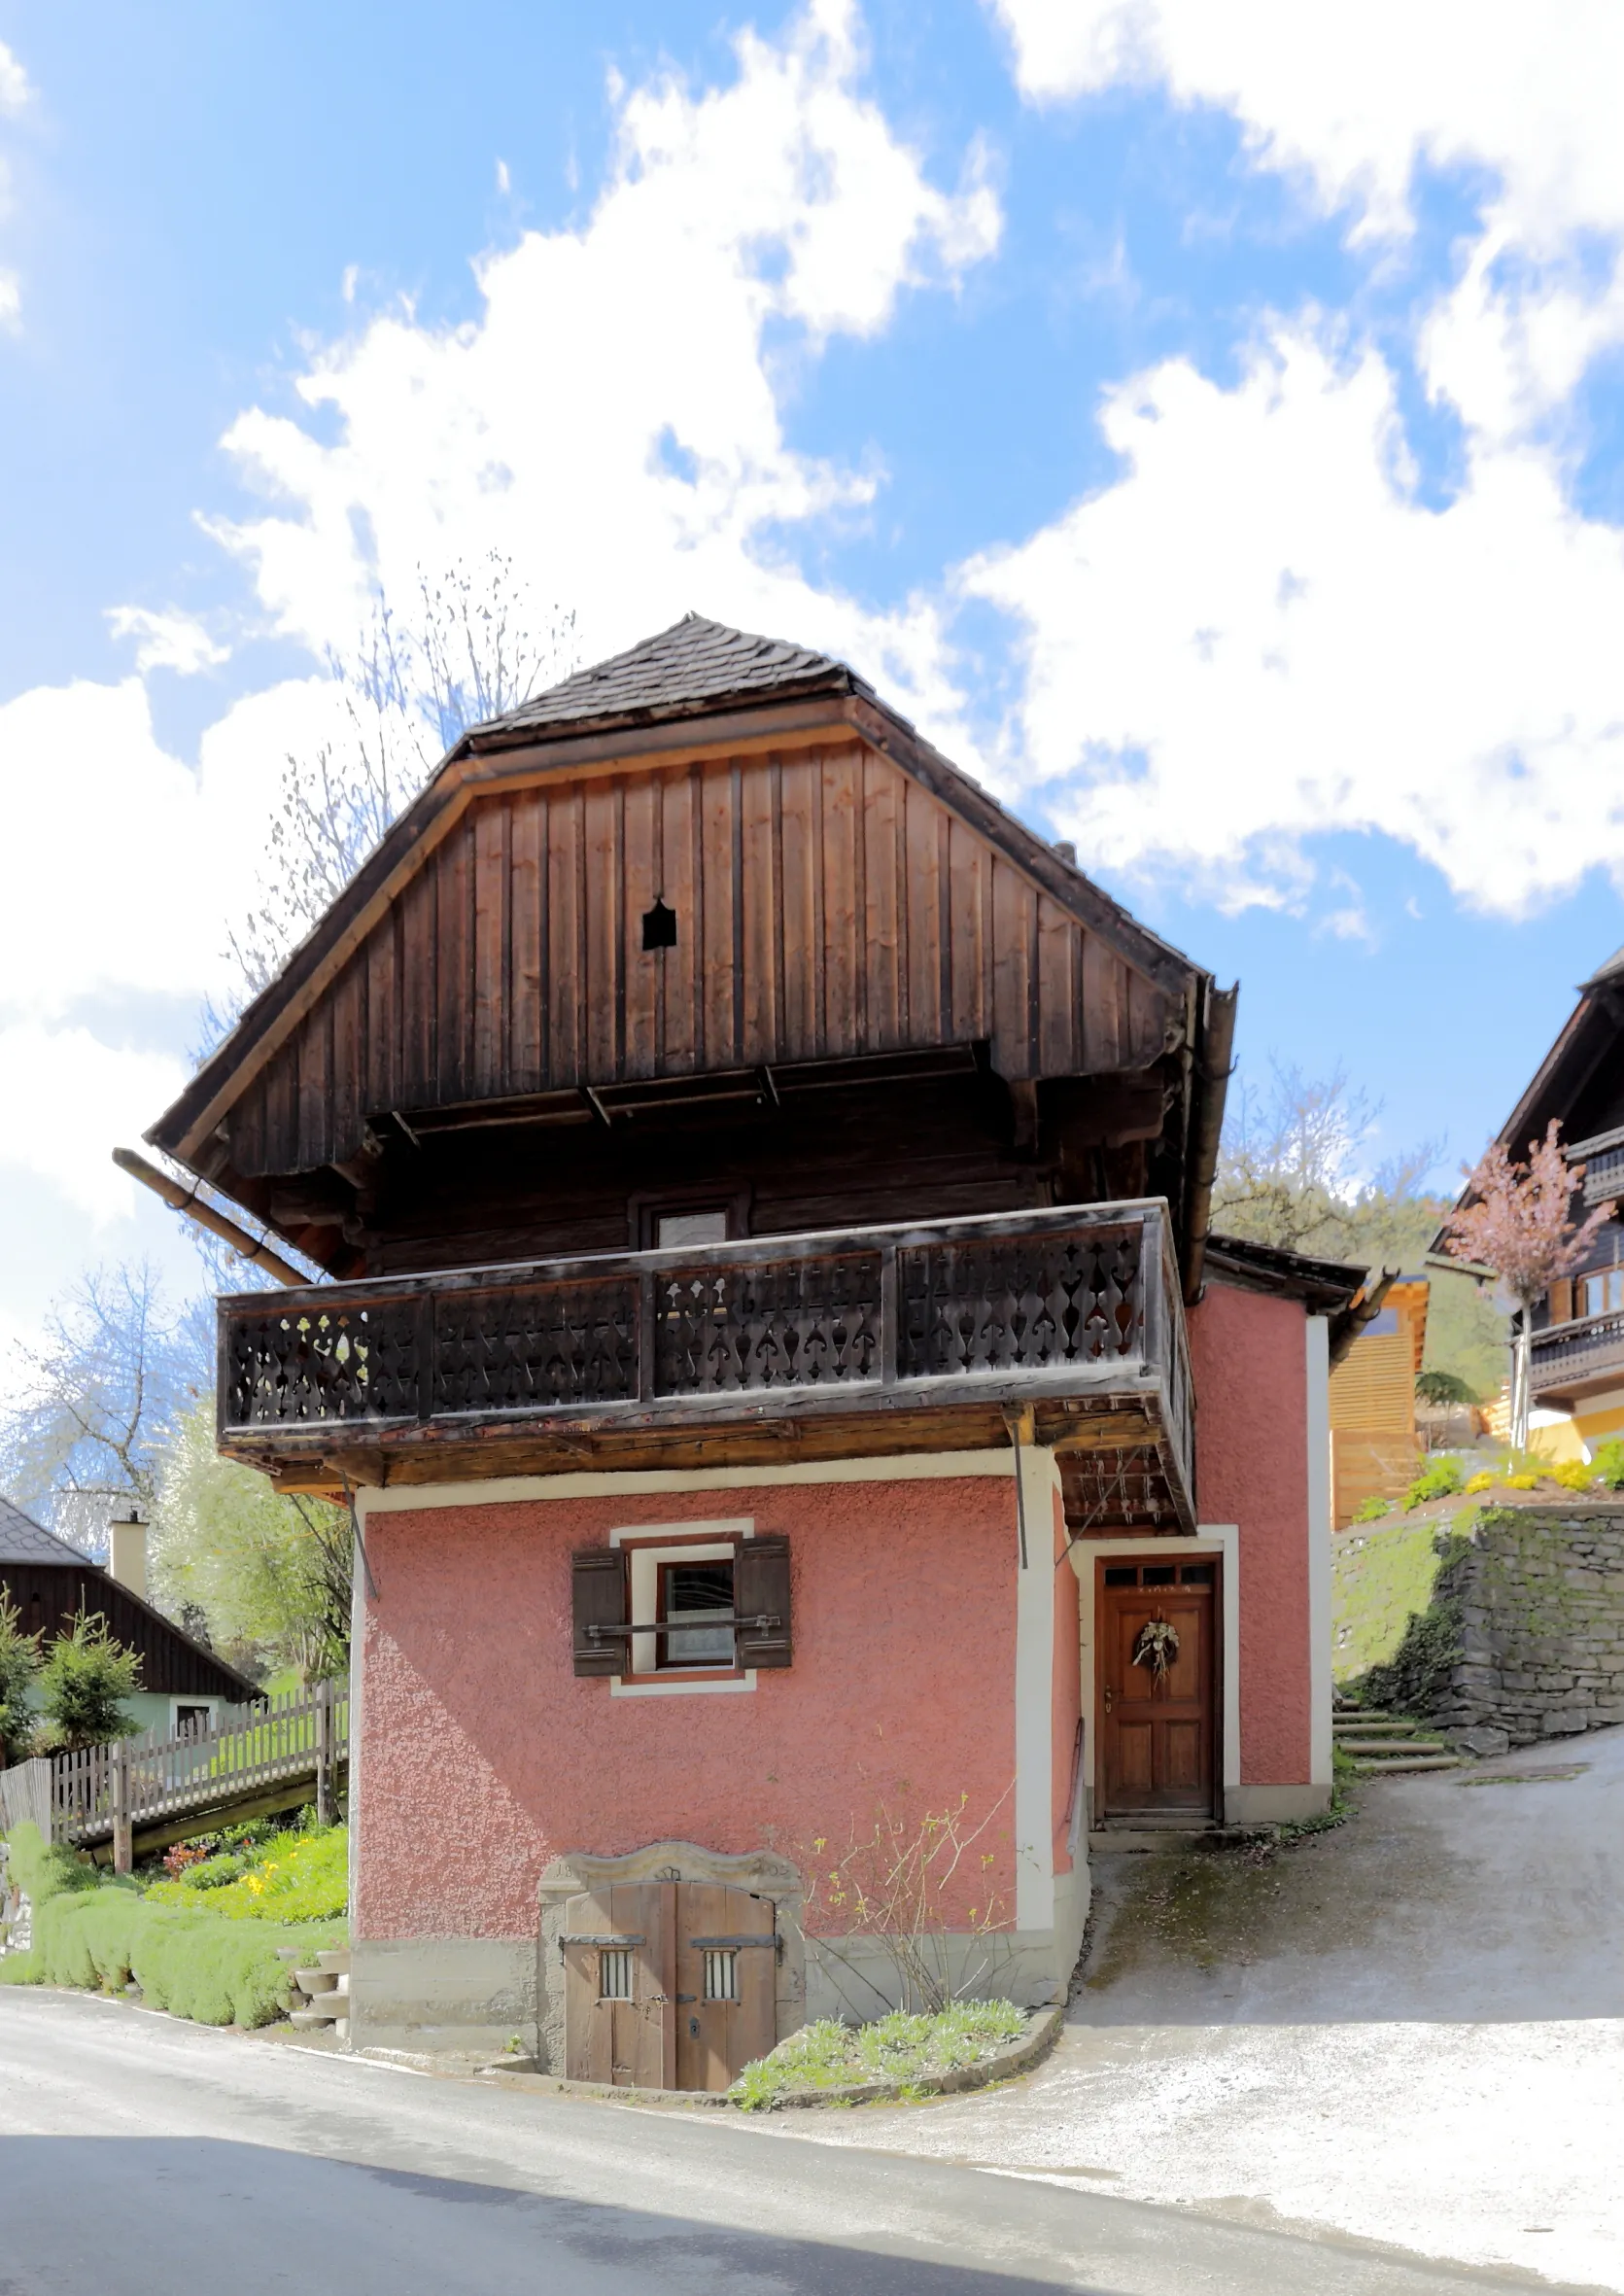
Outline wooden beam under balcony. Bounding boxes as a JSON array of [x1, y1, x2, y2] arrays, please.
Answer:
[[218, 1203, 1196, 1532]]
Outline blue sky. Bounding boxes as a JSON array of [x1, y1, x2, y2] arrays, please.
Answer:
[[3, 0, 1624, 1349]]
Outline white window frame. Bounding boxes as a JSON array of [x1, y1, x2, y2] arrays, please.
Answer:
[[169, 1696, 220, 1736], [607, 1519, 758, 1698]]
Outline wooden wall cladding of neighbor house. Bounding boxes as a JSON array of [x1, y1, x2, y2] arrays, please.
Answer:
[[0, 1562, 253, 1700], [225, 741, 1177, 1180], [1329, 1282, 1427, 1528]]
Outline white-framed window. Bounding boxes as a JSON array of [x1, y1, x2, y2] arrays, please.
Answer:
[[1583, 1268, 1624, 1318], [170, 1698, 218, 1737], [607, 1520, 758, 1699]]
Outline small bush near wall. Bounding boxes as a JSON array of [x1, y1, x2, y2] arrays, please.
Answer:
[[0, 1822, 345, 2026]]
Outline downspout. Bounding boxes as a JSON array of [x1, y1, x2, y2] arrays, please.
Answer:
[[1181, 983, 1239, 1305], [113, 1147, 308, 1288]]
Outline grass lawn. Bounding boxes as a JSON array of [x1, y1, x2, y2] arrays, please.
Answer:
[[731, 2001, 1029, 2108]]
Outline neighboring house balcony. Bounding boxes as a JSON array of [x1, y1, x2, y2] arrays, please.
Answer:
[[218, 1201, 1196, 1532], [1530, 1309, 1624, 1405]]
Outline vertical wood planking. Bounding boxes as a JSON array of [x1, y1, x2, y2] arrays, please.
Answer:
[[365, 905, 399, 1120], [821, 745, 860, 1056], [472, 798, 507, 1096], [947, 816, 986, 1041], [582, 782, 620, 1080], [990, 859, 1034, 1077], [264, 1047, 297, 1175], [740, 755, 777, 1063], [863, 751, 904, 1049], [1082, 932, 1122, 1072], [1037, 895, 1078, 1076], [777, 752, 819, 1061], [905, 776, 945, 1043], [545, 789, 583, 1085], [399, 861, 437, 1105], [701, 763, 736, 1067], [435, 817, 472, 1103], [296, 995, 333, 1167], [508, 789, 545, 1092], [328, 956, 365, 1165], [660, 770, 697, 1072], [621, 775, 659, 1078]]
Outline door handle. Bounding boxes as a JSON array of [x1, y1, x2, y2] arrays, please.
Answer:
[[1103, 1685, 1114, 1714]]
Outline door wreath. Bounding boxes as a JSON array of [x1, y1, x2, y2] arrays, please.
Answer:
[[1131, 1618, 1180, 1679]]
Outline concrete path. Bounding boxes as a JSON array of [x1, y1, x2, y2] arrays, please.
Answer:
[[763, 1725, 1624, 2292], [0, 1984, 1584, 2296]]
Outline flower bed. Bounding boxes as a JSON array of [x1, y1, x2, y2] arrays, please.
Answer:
[[730, 2000, 1029, 2108]]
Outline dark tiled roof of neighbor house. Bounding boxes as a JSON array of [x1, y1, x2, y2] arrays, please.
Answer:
[[0, 1494, 85, 1565], [467, 612, 879, 744]]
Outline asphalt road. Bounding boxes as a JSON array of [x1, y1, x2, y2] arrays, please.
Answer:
[[0, 1989, 1595, 2296]]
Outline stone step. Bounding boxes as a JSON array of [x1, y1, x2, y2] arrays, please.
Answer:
[[294, 1966, 338, 1994], [1348, 1752, 1465, 1774], [1333, 1721, 1425, 1737], [1337, 1730, 1447, 1749]]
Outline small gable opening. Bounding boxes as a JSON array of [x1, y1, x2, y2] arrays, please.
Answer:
[[641, 898, 677, 952]]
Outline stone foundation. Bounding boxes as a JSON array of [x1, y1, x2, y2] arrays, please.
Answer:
[[1354, 1503, 1624, 1756]]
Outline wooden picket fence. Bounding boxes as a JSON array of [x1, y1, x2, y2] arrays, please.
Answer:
[[2, 1682, 347, 1871]]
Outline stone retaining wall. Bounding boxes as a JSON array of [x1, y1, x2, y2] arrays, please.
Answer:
[[1427, 1505, 1624, 1757]]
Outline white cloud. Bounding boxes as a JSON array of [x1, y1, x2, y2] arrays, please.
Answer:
[[209, 0, 999, 748], [106, 606, 230, 677], [0, 41, 28, 115], [0, 1023, 187, 1224], [965, 320, 1624, 918], [0, 37, 30, 330], [0, 671, 347, 1020]]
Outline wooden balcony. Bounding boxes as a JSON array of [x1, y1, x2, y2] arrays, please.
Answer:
[[218, 1202, 1196, 1530], [1531, 1308, 1624, 1405]]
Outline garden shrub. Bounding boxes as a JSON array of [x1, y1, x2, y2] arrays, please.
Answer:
[[1463, 1472, 1496, 1494], [1592, 1441, 1624, 1490], [1, 1821, 344, 2027], [144, 1821, 346, 1923], [1550, 1460, 1598, 1492], [1350, 1495, 1390, 1524], [1401, 1458, 1465, 1511]]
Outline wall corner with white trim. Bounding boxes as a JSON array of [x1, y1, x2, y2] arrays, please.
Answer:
[[1305, 1312, 1333, 1789]]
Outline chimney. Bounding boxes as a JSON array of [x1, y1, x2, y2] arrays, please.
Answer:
[[107, 1505, 148, 1602]]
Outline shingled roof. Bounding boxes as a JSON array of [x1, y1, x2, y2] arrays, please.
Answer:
[[467, 612, 878, 746], [0, 1494, 84, 1565]]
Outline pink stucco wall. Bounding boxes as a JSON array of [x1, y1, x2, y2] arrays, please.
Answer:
[[356, 1478, 1021, 1942], [1188, 1278, 1312, 1785]]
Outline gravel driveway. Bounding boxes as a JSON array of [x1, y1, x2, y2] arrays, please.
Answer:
[[762, 1725, 1624, 2290]]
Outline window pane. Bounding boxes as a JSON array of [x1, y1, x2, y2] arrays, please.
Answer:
[[1103, 1566, 1137, 1586], [657, 1210, 730, 1247], [703, 1949, 738, 2001], [662, 1559, 735, 1667], [1587, 1274, 1607, 1317], [1142, 1565, 1176, 1585], [1610, 1270, 1624, 1313], [599, 1950, 633, 2000], [1180, 1564, 1214, 1585]]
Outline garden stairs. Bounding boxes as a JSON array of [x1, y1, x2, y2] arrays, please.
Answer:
[[285, 1943, 350, 2041], [1333, 1697, 1465, 1776]]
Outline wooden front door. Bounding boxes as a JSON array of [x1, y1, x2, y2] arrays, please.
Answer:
[[1096, 1558, 1219, 1823], [562, 1880, 777, 2091]]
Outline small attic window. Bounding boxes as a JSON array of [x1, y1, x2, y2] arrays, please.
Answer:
[[641, 898, 677, 952]]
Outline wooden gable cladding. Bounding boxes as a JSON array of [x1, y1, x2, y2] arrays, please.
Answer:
[[227, 739, 1175, 1179]]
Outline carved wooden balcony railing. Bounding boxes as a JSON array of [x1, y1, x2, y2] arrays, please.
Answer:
[[1530, 1307, 1624, 1400], [218, 1202, 1195, 1529]]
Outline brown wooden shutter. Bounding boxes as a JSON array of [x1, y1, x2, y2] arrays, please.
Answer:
[[734, 1535, 791, 1669], [571, 1549, 627, 1677], [1550, 1276, 1574, 1326]]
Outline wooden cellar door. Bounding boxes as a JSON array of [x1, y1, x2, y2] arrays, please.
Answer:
[[561, 1882, 674, 2088], [562, 1881, 777, 2091], [1096, 1559, 1219, 1824], [674, 1883, 777, 2094]]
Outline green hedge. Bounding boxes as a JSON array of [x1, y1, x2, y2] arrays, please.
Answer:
[[1, 1824, 345, 2028]]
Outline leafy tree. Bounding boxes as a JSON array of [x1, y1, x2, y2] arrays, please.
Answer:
[[36, 1609, 142, 1750], [0, 1591, 42, 1765], [1416, 1369, 1478, 1408], [1212, 1061, 1507, 1397], [1441, 1120, 1611, 1451], [152, 1400, 351, 1682], [0, 1264, 212, 1551]]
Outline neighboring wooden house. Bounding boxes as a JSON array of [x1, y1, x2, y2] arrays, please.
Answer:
[[0, 1496, 254, 1737], [140, 614, 1360, 2084], [1329, 1277, 1429, 1526], [1473, 949, 1624, 1453]]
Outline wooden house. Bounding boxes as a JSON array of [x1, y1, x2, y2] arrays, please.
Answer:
[[142, 615, 1358, 2083], [0, 1496, 254, 1737], [1329, 1277, 1429, 1526], [1474, 949, 1624, 1450]]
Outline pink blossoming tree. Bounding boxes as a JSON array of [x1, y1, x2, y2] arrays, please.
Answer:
[[1442, 1120, 1613, 1451]]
